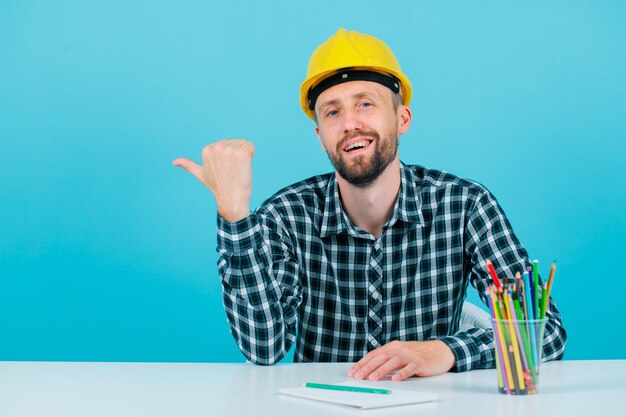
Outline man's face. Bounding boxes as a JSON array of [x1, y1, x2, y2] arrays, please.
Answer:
[[314, 80, 410, 187]]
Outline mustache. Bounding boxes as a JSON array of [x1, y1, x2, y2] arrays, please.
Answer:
[[337, 130, 380, 150]]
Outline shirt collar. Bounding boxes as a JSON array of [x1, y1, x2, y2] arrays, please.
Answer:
[[319, 162, 423, 238], [395, 161, 423, 225], [320, 174, 347, 238]]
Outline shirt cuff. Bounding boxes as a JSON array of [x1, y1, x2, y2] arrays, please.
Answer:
[[217, 212, 262, 254], [438, 334, 487, 372]]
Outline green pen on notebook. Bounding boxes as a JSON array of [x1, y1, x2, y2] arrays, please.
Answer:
[[304, 382, 392, 395]]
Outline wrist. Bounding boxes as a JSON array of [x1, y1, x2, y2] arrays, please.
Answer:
[[218, 207, 251, 223], [432, 339, 456, 372], [215, 195, 251, 222]]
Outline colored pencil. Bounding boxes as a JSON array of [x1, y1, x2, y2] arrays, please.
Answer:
[[486, 260, 502, 289], [527, 267, 535, 320], [508, 294, 530, 371], [503, 294, 526, 392], [486, 291, 505, 392], [543, 261, 557, 318], [484, 259, 555, 395], [304, 383, 391, 395], [540, 285, 548, 319], [532, 260, 540, 319], [524, 267, 534, 320], [546, 261, 557, 296], [513, 297, 537, 383], [488, 289, 514, 393]]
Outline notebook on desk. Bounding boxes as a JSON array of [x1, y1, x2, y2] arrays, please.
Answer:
[[278, 381, 438, 409]]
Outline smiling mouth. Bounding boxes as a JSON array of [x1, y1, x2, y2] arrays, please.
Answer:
[[343, 140, 373, 153]]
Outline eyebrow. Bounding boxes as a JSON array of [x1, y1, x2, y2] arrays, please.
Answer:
[[317, 91, 381, 112], [317, 98, 340, 112]]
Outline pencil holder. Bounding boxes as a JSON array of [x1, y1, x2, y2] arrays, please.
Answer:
[[492, 318, 547, 395]]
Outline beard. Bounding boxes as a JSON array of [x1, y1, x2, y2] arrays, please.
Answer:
[[326, 128, 399, 188]]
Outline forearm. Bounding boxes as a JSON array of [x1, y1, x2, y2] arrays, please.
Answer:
[[217, 213, 300, 365], [439, 328, 496, 372], [221, 279, 294, 365]]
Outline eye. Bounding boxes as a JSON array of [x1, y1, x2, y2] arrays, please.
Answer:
[[360, 101, 373, 108], [326, 109, 339, 117]]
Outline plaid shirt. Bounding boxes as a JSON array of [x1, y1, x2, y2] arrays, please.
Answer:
[[217, 162, 566, 371]]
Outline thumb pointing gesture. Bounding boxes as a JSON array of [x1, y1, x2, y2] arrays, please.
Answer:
[[172, 157, 205, 186], [173, 139, 255, 222]]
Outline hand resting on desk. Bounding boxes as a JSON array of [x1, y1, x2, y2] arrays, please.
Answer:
[[348, 340, 455, 381]]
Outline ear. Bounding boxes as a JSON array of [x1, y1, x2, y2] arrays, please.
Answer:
[[397, 106, 412, 135], [315, 125, 328, 153]]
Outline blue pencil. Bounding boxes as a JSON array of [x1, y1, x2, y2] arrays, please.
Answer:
[[527, 267, 535, 320], [524, 267, 538, 367]]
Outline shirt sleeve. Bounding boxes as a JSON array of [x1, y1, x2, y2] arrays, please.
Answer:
[[217, 210, 302, 365], [439, 188, 567, 372]]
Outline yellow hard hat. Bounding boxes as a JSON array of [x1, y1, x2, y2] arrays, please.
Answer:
[[300, 28, 412, 120]]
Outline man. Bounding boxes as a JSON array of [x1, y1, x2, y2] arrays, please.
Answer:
[[173, 29, 566, 381]]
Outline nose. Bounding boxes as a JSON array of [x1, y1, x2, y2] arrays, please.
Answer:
[[341, 106, 364, 132]]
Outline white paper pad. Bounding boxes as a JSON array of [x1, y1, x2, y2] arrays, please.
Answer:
[[278, 382, 438, 409]]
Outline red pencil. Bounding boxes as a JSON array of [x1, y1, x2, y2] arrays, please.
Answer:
[[486, 260, 502, 289]]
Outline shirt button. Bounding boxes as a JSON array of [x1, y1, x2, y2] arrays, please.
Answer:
[[374, 242, 380, 250], [372, 293, 379, 300]]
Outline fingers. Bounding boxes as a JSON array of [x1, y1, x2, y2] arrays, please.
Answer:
[[201, 139, 255, 164], [391, 362, 419, 381], [351, 352, 419, 382], [348, 348, 378, 377], [349, 340, 456, 382], [364, 357, 404, 381], [350, 352, 391, 380], [241, 140, 255, 157], [349, 340, 403, 379], [172, 157, 204, 184], [348, 355, 369, 377]]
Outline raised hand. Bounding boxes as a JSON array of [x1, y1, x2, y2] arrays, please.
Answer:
[[173, 139, 255, 222]]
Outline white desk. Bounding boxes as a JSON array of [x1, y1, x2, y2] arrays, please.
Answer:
[[1, 360, 624, 417]]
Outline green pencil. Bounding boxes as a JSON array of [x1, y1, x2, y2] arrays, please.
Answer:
[[532, 260, 540, 319], [304, 382, 391, 395], [540, 285, 548, 319], [514, 298, 537, 383]]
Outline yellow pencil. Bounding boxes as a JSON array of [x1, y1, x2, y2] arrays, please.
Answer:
[[503, 292, 526, 392], [546, 261, 557, 299], [494, 346, 504, 391], [489, 290, 515, 392]]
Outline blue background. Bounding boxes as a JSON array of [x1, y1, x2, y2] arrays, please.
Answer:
[[1, 1, 625, 363]]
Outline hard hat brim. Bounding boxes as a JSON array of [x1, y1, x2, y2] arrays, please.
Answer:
[[300, 66, 412, 120]]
